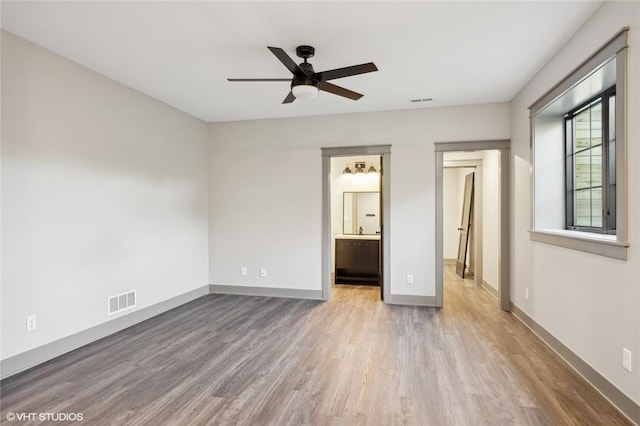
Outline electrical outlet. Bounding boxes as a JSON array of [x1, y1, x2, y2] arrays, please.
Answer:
[[241, 267, 247, 277], [26, 315, 37, 332], [525, 288, 529, 301], [406, 274, 414, 284], [622, 348, 632, 372], [260, 268, 267, 278]]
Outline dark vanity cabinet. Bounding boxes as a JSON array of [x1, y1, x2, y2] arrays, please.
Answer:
[[335, 238, 380, 285]]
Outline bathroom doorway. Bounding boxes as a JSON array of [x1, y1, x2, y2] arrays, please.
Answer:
[[321, 146, 391, 302], [435, 140, 510, 311]]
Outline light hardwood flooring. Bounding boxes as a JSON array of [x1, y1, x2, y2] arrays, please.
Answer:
[[0, 266, 631, 425]]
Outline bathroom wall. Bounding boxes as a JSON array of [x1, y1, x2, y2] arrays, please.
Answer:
[[330, 155, 380, 271]]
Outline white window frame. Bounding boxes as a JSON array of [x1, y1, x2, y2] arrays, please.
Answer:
[[529, 28, 629, 260]]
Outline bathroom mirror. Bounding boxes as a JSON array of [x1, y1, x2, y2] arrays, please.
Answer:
[[343, 192, 380, 235]]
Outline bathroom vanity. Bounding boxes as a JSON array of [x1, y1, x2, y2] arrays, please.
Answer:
[[335, 190, 381, 285], [335, 235, 380, 285]]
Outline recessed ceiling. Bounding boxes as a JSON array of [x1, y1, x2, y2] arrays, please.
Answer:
[[1, 1, 602, 123]]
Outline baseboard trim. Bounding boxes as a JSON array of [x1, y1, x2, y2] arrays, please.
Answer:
[[510, 302, 640, 425], [387, 293, 438, 307], [481, 279, 499, 298], [0, 285, 210, 380], [209, 285, 323, 300], [443, 258, 457, 265]]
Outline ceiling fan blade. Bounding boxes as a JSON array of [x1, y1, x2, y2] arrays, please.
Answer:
[[268, 47, 303, 75], [227, 78, 291, 82], [314, 62, 378, 82], [282, 91, 296, 104], [319, 82, 364, 101]]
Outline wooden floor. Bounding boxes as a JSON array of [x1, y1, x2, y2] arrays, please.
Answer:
[[1, 266, 630, 425]]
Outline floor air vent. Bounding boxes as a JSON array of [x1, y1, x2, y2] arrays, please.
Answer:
[[108, 290, 136, 315]]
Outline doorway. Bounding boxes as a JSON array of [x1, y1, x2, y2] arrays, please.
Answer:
[[443, 154, 489, 292], [435, 140, 510, 311], [321, 145, 391, 302]]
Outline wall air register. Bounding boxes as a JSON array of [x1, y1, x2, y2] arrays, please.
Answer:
[[108, 290, 136, 315]]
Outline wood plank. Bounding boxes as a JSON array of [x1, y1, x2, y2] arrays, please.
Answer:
[[0, 272, 631, 425]]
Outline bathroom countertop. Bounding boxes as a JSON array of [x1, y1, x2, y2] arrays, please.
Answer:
[[335, 234, 381, 240]]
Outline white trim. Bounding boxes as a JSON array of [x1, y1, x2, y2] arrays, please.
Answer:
[[443, 159, 482, 168]]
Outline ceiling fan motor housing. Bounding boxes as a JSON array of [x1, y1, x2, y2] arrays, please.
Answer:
[[292, 61, 319, 90], [291, 75, 319, 90]]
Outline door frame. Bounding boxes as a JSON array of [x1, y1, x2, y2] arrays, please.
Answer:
[[434, 140, 511, 311], [443, 161, 484, 289], [321, 145, 391, 301]]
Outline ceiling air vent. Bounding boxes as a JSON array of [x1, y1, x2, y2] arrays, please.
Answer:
[[410, 98, 433, 103]]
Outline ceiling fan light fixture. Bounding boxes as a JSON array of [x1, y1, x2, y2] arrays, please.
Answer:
[[292, 84, 319, 100], [228, 45, 377, 104]]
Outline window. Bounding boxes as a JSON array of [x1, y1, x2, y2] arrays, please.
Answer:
[[565, 87, 615, 233], [529, 28, 628, 260]]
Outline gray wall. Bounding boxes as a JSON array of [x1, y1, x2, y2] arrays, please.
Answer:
[[4, 2, 637, 409], [509, 1, 640, 405], [1, 31, 210, 360], [208, 103, 510, 298]]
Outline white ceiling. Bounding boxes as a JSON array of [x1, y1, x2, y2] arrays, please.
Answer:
[[1, 1, 602, 123]]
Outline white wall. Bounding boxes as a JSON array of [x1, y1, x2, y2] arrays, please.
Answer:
[[442, 152, 500, 292], [1, 32, 210, 360], [481, 150, 500, 290], [443, 168, 460, 260], [209, 103, 509, 296], [330, 155, 380, 236], [442, 167, 474, 260], [510, 1, 640, 404], [533, 115, 565, 229], [458, 168, 474, 270]]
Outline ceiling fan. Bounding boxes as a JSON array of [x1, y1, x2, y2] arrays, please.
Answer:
[[227, 45, 378, 104]]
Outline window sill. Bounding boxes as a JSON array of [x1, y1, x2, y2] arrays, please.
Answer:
[[529, 229, 629, 260]]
